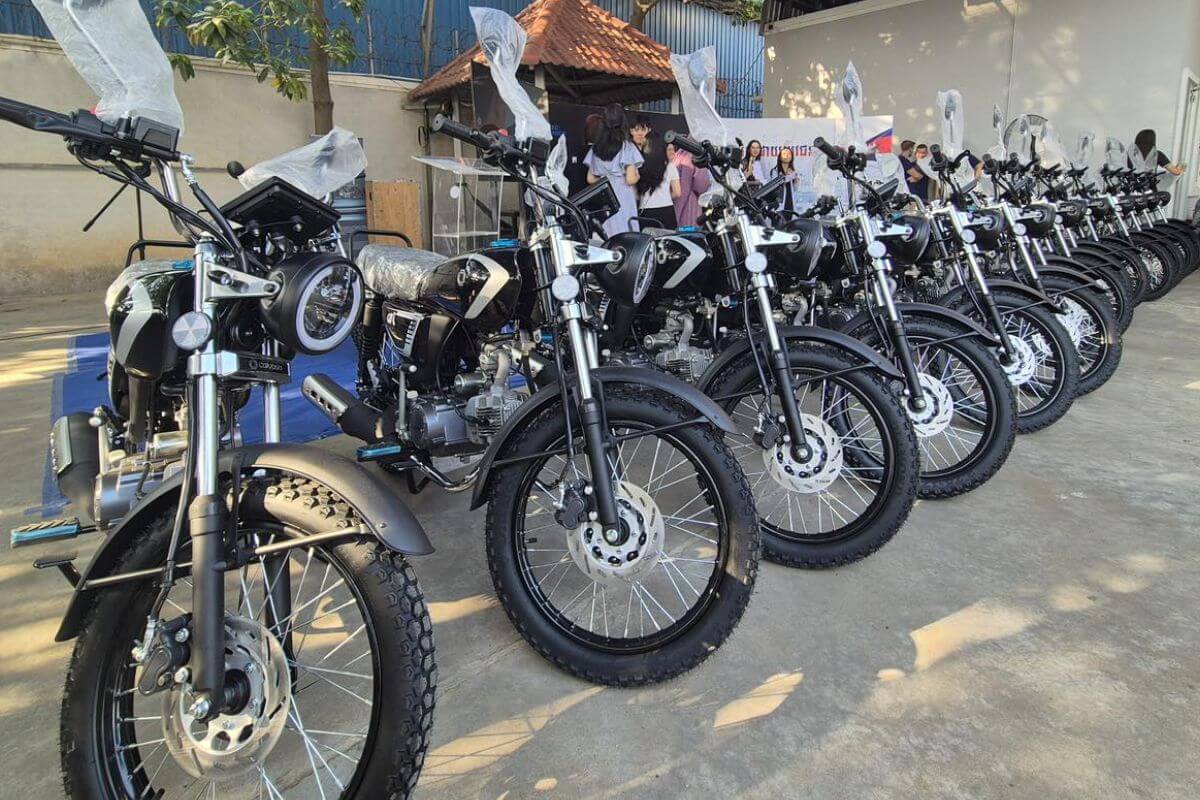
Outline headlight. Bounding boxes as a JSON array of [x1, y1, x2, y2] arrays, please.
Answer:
[[598, 232, 657, 305], [260, 253, 363, 354]]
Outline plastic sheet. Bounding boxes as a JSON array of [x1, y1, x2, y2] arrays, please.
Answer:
[[1105, 137, 1127, 171], [356, 244, 447, 299], [239, 127, 367, 200], [836, 61, 866, 149], [1005, 115, 1033, 164], [985, 104, 1007, 161], [937, 89, 975, 184], [546, 135, 568, 195], [470, 7, 550, 142], [669, 47, 729, 147], [1071, 132, 1095, 171], [1036, 120, 1068, 168], [31, 0, 183, 132]]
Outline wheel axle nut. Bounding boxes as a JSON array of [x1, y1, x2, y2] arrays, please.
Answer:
[[174, 667, 190, 684]]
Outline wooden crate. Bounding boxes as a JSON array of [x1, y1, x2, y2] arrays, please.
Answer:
[[365, 180, 423, 250]]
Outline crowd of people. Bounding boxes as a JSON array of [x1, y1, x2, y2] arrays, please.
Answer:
[[574, 102, 1186, 233]]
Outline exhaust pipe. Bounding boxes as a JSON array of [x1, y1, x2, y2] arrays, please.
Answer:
[[50, 412, 101, 522], [302, 374, 391, 444]]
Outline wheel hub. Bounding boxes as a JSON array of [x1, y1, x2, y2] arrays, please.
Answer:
[[762, 413, 844, 493], [997, 336, 1036, 386], [163, 615, 291, 781], [566, 482, 664, 587], [1058, 298, 1090, 347], [907, 372, 954, 437]]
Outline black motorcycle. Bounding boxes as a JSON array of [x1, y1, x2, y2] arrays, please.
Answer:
[[1, 97, 438, 800], [599, 131, 922, 566], [307, 115, 760, 686], [778, 138, 1017, 499]]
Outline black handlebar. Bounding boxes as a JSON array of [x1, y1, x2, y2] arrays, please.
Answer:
[[812, 136, 842, 163], [664, 130, 704, 159], [929, 143, 948, 170], [0, 95, 180, 161]]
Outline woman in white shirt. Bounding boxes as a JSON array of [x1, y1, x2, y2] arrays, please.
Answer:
[[742, 139, 768, 185], [637, 133, 682, 229]]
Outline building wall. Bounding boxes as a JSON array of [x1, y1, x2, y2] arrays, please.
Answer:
[[0, 35, 426, 296], [763, 0, 1200, 163]]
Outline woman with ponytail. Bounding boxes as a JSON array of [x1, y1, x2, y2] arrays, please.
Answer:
[[584, 103, 644, 235]]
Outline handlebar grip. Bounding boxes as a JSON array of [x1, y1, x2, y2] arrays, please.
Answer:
[[664, 130, 705, 158], [929, 143, 948, 169], [432, 113, 491, 150], [812, 137, 842, 161]]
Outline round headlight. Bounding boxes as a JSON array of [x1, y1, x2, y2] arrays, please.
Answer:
[[598, 232, 657, 305], [260, 254, 363, 355]]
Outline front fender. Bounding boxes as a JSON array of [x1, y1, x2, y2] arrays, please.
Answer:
[[941, 279, 1065, 315], [55, 443, 432, 642], [695, 324, 904, 395], [837, 302, 1001, 346], [468, 366, 736, 509], [1035, 263, 1106, 293]]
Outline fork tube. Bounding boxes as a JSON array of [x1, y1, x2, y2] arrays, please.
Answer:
[[189, 239, 226, 716], [262, 341, 282, 443], [944, 210, 1017, 359]]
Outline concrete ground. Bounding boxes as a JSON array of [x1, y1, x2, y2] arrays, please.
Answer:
[[0, 279, 1198, 800]]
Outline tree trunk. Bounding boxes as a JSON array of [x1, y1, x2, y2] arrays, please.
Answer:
[[309, 0, 334, 134], [628, 0, 659, 30]]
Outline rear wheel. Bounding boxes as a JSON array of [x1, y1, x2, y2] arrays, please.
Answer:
[[706, 343, 920, 567]]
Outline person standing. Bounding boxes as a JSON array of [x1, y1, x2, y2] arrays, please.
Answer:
[[743, 139, 767, 185], [906, 142, 932, 200], [770, 147, 801, 214], [584, 104, 644, 236], [630, 115, 652, 153], [668, 141, 711, 228], [637, 133, 681, 229], [1128, 129, 1185, 176]]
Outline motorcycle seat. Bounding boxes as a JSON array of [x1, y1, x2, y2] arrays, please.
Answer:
[[356, 244, 447, 299]]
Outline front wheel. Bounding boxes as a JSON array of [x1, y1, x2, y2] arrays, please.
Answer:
[[1040, 276, 1123, 395], [845, 316, 1017, 499], [706, 343, 920, 568], [485, 387, 759, 686], [61, 476, 437, 800]]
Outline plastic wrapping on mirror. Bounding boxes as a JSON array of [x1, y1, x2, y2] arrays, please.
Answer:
[[1071, 132, 1095, 171], [937, 89, 974, 184], [239, 127, 367, 200], [31, 0, 184, 132], [1005, 115, 1033, 164], [1104, 137, 1126, 171], [985, 103, 1007, 161], [470, 7, 550, 142], [1036, 120, 1068, 168], [836, 61, 866, 149], [545, 135, 569, 195], [669, 47, 729, 147]]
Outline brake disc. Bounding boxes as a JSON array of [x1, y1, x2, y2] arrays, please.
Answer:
[[163, 615, 291, 781], [998, 336, 1037, 386], [763, 413, 844, 493], [907, 372, 955, 437], [567, 481, 665, 588]]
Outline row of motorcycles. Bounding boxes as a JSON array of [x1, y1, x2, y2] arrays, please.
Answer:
[[3, 2, 1196, 797]]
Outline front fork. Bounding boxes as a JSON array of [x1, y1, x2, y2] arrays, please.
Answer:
[[750, 273, 812, 461], [944, 210, 1018, 360]]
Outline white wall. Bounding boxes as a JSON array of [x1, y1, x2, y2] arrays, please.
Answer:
[[763, 0, 1200, 165], [0, 35, 429, 296]]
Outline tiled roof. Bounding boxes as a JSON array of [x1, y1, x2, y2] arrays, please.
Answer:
[[409, 0, 676, 101]]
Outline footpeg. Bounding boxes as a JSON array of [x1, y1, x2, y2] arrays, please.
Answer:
[[10, 516, 91, 548], [33, 552, 81, 587]]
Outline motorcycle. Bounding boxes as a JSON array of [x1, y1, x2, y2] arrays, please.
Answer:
[[3, 0, 435, 796], [307, 9, 759, 687]]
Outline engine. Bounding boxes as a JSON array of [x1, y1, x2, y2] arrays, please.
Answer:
[[405, 347, 524, 456], [641, 312, 713, 384]]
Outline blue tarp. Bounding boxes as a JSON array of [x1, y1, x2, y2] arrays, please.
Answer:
[[36, 332, 358, 518]]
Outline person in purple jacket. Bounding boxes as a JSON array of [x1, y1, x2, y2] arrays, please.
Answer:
[[667, 140, 711, 228], [584, 104, 643, 236]]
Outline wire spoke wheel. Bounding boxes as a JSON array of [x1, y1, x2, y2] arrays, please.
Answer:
[[62, 478, 435, 800]]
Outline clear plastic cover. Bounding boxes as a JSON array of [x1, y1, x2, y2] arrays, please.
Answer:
[[32, 0, 184, 132], [357, 245, 447, 299], [470, 7, 550, 142], [986, 103, 1007, 161], [937, 89, 974, 183], [238, 127, 367, 200], [1105, 137, 1127, 171], [1036, 120, 1068, 168], [545, 135, 569, 195], [1005, 115, 1033, 164], [836, 61, 866, 149], [669, 47, 729, 147], [1071, 132, 1095, 171]]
